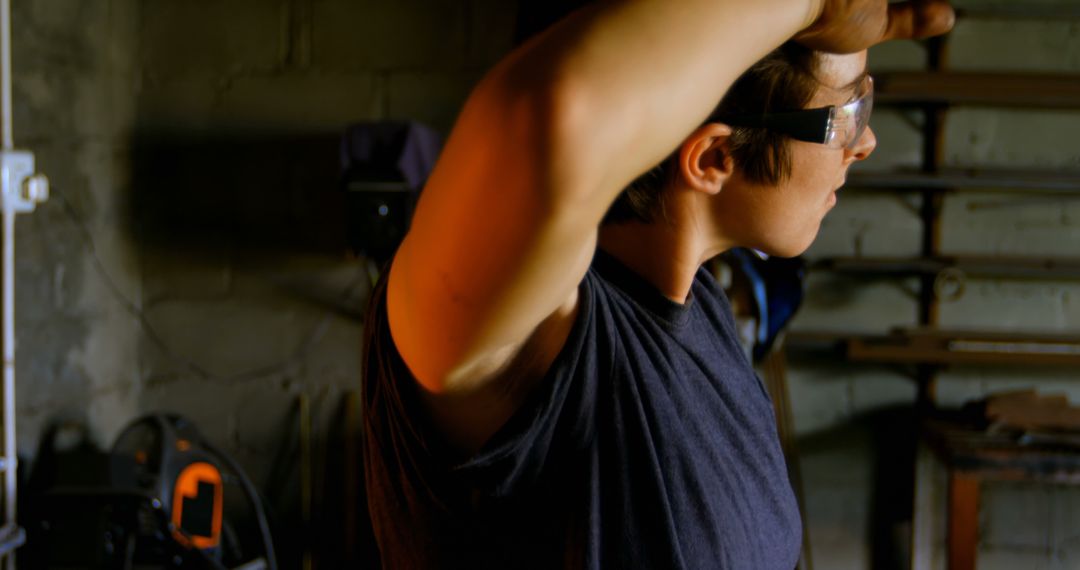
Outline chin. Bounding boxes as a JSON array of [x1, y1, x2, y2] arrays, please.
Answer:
[[757, 244, 807, 259], [759, 233, 818, 259]]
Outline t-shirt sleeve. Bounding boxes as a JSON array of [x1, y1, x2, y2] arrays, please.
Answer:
[[362, 267, 608, 508], [453, 270, 608, 497]]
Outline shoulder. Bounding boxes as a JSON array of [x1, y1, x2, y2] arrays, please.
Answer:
[[364, 264, 601, 456]]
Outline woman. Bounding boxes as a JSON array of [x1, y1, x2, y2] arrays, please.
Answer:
[[363, 0, 955, 567]]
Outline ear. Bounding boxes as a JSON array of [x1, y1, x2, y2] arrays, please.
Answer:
[[678, 122, 734, 196]]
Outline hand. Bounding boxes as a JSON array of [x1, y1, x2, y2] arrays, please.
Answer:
[[795, 0, 956, 53]]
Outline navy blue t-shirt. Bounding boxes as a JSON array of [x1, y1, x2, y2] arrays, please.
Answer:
[[362, 249, 802, 569]]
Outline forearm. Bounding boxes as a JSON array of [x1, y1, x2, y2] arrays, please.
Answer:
[[390, 0, 821, 391], [491, 0, 820, 212]]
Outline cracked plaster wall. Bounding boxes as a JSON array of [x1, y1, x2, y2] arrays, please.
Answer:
[[10, 0, 517, 558], [13, 0, 142, 460], [127, 0, 517, 509]]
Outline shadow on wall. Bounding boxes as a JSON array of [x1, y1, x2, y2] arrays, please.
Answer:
[[129, 134, 349, 255], [796, 404, 918, 570]]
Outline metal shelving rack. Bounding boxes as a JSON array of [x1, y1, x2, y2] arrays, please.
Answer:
[[788, 48, 1080, 393], [780, 7, 1080, 570]]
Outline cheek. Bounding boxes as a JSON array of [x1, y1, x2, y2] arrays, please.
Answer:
[[715, 158, 841, 256], [713, 183, 772, 241], [718, 184, 804, 253], [756, 170, 841, 254], [790, 146, 843, 192]]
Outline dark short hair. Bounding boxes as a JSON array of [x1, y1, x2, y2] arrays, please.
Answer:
[[604, 43, 823, 224]]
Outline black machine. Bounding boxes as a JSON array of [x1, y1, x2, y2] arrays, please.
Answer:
[[340, 121, 442, 264], [25, 415, 276, 570]]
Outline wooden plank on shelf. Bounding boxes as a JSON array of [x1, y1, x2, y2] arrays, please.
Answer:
[[849, 330, 1080, 367], [846, 168, 1080, 193], [812, 255, 1080, 279], [903, 327, 1080, 344], [984, 390, 1080, 431], [875, 72, 1080, 108], [787, 328, 1080, 367], [923, 418, 1080, 483], [783, 330, 867, 354]]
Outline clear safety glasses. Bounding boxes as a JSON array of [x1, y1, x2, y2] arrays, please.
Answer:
[[719, 75, 874, 150]]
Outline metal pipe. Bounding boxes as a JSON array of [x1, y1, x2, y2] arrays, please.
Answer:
[[1, 0, 12, 150], [1, 1, 17, 568], [300, 393, 312, 570], [1, 206, 13, 570]]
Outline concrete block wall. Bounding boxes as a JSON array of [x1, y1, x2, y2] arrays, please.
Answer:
[[9, 0, 518, 563], [124, 11, 522, 570], [12, 0, 142, 456], [129, 0, 519, 502], [790, 3, 1080, 568], [136, 0, 512, 135]]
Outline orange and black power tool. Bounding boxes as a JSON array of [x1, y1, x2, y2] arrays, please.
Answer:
[[110, 414, 278, 569]]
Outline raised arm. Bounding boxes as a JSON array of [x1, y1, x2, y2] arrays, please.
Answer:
[[386, 0, 953, 449]]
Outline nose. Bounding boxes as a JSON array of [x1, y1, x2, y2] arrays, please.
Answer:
[[847, 126, 877, 163]]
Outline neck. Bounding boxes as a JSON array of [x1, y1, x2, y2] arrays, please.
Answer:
[[598, 186, 737, 303], [597, 218, 715, 304]]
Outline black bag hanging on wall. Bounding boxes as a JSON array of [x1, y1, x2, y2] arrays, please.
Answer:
[[339, 121, 442, 264]]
